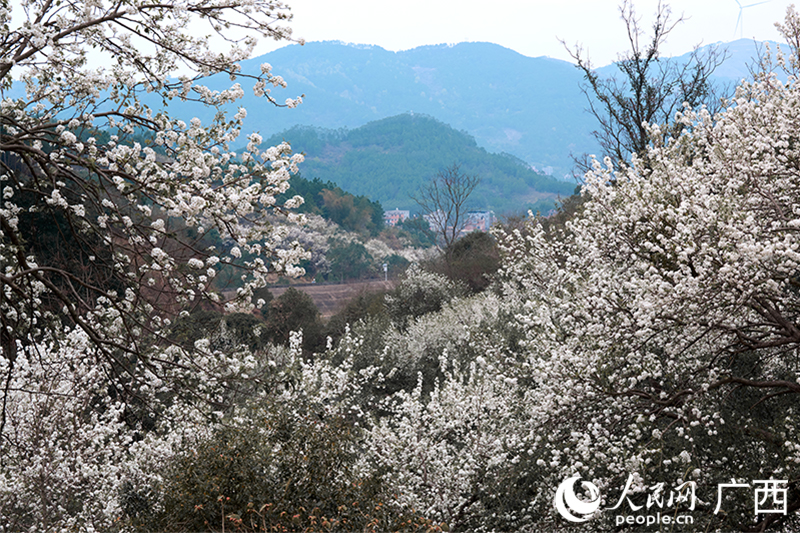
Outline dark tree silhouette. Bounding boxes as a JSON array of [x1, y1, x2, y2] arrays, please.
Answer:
[[411, 163, 481, 253], [565, 0, 727, 172]]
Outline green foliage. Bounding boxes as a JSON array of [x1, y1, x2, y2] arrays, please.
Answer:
[[321, 188, 384, 236], [384, 254, 411, 279], [265, 115, 575, 214], [168, 309, 224, 349], [221, 313, 270, 353], [168, 310, 271, 353], [167, 293, 325, 357], [253, 286, 274, 316], [129, 397, 440, 532], [263, 288, 324, 355], [395, 217, 437, 248], [280, 175, 384, 236], [324, 290, 390, 348], [436, 231, 500, 293], [327, 240, 375, 282]]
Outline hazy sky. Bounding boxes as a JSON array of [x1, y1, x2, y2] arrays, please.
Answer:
[[257, 0, 792, 66]]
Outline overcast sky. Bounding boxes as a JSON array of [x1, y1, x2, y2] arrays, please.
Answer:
[[256, 0, 792, 66]]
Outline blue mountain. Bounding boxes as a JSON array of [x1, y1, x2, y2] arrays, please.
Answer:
[[7, 38, 781, 183], [162, 41, 596, 179], [161, 38, 782, 180]]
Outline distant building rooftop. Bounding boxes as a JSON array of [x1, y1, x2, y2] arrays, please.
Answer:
[[384, 208, 410, 227]]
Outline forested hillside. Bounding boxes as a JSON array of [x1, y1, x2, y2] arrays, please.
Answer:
[[265, 113, 575, 213]]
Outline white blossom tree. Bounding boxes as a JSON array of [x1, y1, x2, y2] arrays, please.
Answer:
[[355, 8, 800, 531], [0, 328, 214, 530], [0, 1, 313, 528], [494, 13, 800, 529], [7, 0, 800, 531], [0, 0, 308, 412]]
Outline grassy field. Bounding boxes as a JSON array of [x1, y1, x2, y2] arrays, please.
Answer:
[[269, 279, 395, 318]]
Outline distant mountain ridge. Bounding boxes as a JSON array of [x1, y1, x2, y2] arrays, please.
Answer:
[[5, 38, 781, 178], [163, 41, 596, 178], [161, 38, 781, 180]]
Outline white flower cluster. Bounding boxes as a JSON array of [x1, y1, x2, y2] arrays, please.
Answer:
[[487, 24, 800, 526], [0, 329, 213, 531], [0, 0, 310, 361], [0, 0, 313, 526], [305, 10, 800, 530]]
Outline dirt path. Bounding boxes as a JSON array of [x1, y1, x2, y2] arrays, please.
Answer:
[[268, 279, 396, 318]]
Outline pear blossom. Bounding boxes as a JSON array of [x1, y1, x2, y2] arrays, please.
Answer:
[[0, 0, 310, 527]]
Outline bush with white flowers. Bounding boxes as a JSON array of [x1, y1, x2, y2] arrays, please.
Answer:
[[492, 17, 800, 529]]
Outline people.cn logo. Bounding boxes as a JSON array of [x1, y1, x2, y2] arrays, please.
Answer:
[[554, 474, 602, 523]]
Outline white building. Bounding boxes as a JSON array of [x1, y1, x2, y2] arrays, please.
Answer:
[[384, 208, 410, 227], [423, 209, 496, 237]]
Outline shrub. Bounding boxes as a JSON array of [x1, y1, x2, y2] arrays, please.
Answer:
[[438, 231, 500, 293], [327, 240, 375, 282], [324, 289, 390, 348], [263, 287, 325, 355], [132, 388, 441, 532], [384, 264, 467, 330]]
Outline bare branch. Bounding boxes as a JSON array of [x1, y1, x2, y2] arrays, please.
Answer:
[[411, 163, 481, 254], [563, 1, 728, 173]]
